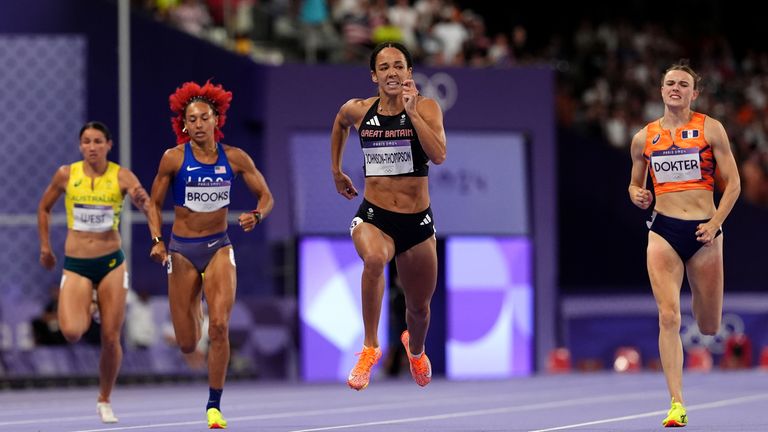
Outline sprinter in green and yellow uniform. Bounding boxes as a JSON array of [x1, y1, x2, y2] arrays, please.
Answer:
[[37, 121, 149, 424]]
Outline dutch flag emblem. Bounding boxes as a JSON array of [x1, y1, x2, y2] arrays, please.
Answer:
[[681, 129, 699, 139]]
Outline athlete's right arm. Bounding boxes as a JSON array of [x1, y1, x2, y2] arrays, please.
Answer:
[[147, 148, 180, 264], [331, 99, 364, 200], [628, 128, 652, 210], [37, 165, 69, 270]]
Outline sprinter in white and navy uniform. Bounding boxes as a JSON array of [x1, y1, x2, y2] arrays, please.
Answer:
[[330, 43, 447, 391], [147, 81, 274, 429]]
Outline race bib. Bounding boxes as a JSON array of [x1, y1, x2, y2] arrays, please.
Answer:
[[72, 204, 114, 232], [651, 147, 702, 183], [184, 181, 231, 212], [363, 140, 414, 176]]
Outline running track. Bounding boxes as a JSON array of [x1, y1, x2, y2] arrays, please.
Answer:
[[1, 370, 766, 431]]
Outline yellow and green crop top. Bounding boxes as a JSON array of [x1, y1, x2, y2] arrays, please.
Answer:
[[65, 161, 124, 232]]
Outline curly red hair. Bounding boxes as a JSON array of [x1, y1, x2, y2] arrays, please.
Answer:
[[169, 80, 233, 145]]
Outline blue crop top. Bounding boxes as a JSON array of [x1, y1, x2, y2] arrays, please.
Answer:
[[172, 143, 234, 212]]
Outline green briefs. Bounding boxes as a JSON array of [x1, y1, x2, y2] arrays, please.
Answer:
[[63, 249, 125, 284]]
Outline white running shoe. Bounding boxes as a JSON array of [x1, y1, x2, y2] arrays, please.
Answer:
[[97, 402, 118, 423]]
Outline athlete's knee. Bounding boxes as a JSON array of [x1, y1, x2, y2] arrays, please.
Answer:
[[61, 330, 83, 344], [658, 308, 681, 331], [100, 330, 121, 349], [59, 321, 86, 343], [176, 333, 200, 353], [361, 252, 387, 276], [179, 340, 199, 354], [208, 318, 229, 344], [698, 317, 720, 336], [407, 303, 430, 321]]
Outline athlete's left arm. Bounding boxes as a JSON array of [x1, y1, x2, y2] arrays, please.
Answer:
[[701, 117, 741, 238], [118, 167, 150, 214], [229, 147, 274, 232], [404, 87, 446, 164]]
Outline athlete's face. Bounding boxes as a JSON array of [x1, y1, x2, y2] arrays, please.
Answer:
[[184, 102, 218, 144], [79, 128, 112, 163], [371, 47, 412, 95], [661, 70, 699, 108]]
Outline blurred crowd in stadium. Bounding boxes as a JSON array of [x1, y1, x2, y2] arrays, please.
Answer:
[[133, 0, 768, 207]]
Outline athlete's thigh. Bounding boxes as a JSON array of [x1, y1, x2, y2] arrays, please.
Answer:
[[167, 252, 203, 326], [202, 246, 237, 321], [58, 270, 94, 327], [646, 232, 685, 307], [96, 263, 128, 334], [686, 235, 724, 314], [395, 236, 437, 305], [352, 222, 395, 262]]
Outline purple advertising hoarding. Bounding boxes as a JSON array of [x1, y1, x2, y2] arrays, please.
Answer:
[[299, 237, 388, 382], [446, 237, 533, 378]]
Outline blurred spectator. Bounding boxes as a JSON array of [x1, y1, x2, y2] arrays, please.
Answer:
[[163, 306, 209, 370], [430, 6, 468, 66], [388, 0, 419, 51], [741, 148, 768, 206], [125, 290, 158, 350], [487, 33, 513, 67], [337, 1, 372, 63], [153, 0, 181, 20], [168, 0, 212, 36], [372, 15, 403, 46], [135, 0, 768, 212], [300, 0, 340, 63], [31, 285, 67, 346]]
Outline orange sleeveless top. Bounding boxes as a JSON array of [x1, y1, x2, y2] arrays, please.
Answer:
[[643, 112, 715, 196]]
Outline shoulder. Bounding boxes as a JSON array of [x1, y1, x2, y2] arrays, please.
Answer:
[[221, 143, 246, 158], [117, 165, 140, 187], [703, 114, 725, 132], [49, 164, 71, 190], [117, 165, 137, 178], [630, 125, 649, 153], [703, 115, 728, 145], [416, 95, 440, 110], [55, 164, 72, 180], [162, 145, 185, 161], [336, 97, 375, 128], [340, 97, 375, 117], [221, 144, 254, 167], [415, 96, 442, 116], [632, 125, 649, 142], [157, 145, 184, 174]]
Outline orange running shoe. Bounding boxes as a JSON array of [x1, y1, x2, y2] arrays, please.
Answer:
[[401, 330, 432, 387], [347, 346, 382, 391]]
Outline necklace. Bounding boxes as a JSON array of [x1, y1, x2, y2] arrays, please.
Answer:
[[377, 104, 400, 116]]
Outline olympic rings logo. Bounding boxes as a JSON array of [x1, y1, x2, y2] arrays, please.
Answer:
[[413, 72, 458, 113], [680, 312, 744, 354]]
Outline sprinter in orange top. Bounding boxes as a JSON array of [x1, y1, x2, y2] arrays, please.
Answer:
[[629, 61, 740, 428]]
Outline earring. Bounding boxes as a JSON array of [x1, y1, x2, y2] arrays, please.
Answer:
[[182, 126, 187, 134]]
